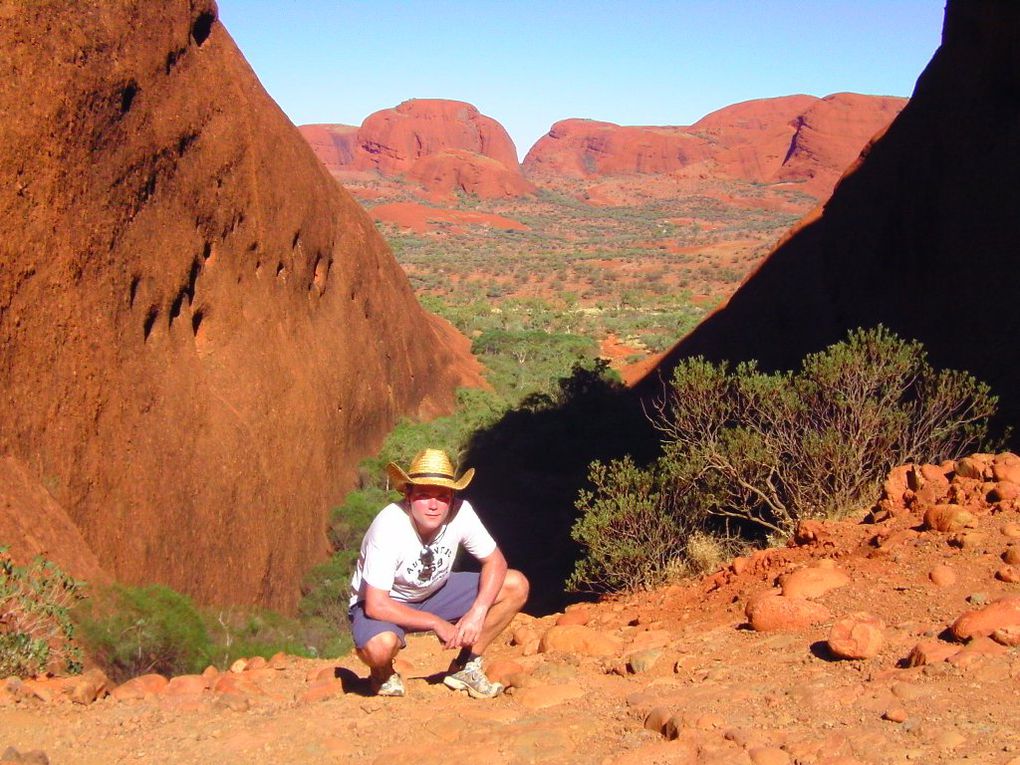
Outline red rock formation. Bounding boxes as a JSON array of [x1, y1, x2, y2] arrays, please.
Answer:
[[407, 149, 535, 199], [523, 94, 906, 200], [0, 1, 483, 610], [297, 124, 359, 174], [0, 457, 108, 582], [523, 118, 711, 178], [639, 0, 1020, 430], [299, 99, 534, 200]]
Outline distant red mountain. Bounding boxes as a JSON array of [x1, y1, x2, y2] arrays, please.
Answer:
[[303, 94, 905, 207], [523, 93, 906, 199], [299, 99, 534, 200]]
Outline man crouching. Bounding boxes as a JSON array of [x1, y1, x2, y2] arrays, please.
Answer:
[[347, 448, 529, 698]]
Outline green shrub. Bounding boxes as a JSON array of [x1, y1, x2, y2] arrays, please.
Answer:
[[651, 326, 999, 535], [567, 457, 693, 594], [206, 607, 349, 665], [0, 547, 84, 677], [75, 583, 213, 682], [569, 327, 1000, 593]]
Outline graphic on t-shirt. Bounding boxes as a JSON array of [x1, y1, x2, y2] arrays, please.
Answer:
[[406, 544, 453, 586]]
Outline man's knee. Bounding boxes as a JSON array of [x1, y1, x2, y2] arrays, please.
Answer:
[[358, 630, 400, 666], [501, 569, 529, 607]]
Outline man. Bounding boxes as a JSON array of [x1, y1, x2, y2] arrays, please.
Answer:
[[348, 448, 529, 698]]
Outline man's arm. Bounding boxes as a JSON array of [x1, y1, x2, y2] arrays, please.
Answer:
[[363, 584, 459, 645], [450, 546, 508, 649]]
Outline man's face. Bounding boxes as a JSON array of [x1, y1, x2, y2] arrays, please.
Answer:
[[406, 483, 455, 538]]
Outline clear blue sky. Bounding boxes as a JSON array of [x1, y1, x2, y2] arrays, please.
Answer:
[[218, 1, 946, 160]]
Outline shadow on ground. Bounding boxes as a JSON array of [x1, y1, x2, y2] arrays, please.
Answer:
[[462, 371, 660, 615]]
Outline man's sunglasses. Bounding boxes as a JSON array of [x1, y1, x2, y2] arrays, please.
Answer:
[[418, 547, 435, 582]]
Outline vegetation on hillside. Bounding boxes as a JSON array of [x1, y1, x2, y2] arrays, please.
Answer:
[[567, 327, 1002, 594], [0, 547, 84, 677]]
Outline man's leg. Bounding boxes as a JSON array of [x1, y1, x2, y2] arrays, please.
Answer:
[[356, 630, 400, 675], [349, 604, 407, 696], [440, 570, 529, 699], [469, 568, 529, 655]]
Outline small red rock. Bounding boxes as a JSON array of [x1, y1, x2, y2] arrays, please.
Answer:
[[951, 595, 1020, 641], [827, 613, 885, 659], [989, 481, 1020, 502], [991, 625, 1020, 647], [644, 706, 671, 734], [485, 658, 525, 686], [539, 624, 622, 656], [111, 674, 168, 701], [956, 455, 990, 480], [298, 678, 343, 704], [992, 453, 1020, 484], [883, 707, 908, 723], [779, 564, 850, 599], [911, 463, 951, 503], [745, 591, 832, 632], [555, 610, 590, 627], [923, 504, 975, 532], [906, 639, 960, 666], [996, 565, 1020, 583], [164, 675, 208, 696], [929, 564, 956, 586]]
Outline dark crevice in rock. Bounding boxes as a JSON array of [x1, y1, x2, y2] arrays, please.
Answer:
[[143, 306, 159, 341], [120, 80, 138, 114], [191, 11, 215, 46]]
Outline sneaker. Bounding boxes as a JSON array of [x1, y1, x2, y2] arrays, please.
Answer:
[[443, 656, 503, 699], [371, 670, 405, 697]]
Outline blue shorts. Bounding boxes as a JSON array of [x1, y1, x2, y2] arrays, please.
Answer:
[[348, 572, 481, 649]]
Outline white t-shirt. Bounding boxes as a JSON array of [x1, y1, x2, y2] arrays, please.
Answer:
[[348, 498, 497, 607]]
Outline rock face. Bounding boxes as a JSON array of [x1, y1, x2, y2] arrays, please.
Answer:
[[299, 99, 534, 199], [0, 1, 483, 610], [640, 0, 1020, 428], [522, 94, 905, 198]]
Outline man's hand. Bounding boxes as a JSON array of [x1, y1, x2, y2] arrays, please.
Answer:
[[451, 604, 488, 649], [432, 619, 459, 648]]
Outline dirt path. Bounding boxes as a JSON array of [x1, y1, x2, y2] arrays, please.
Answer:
[[3, 459, 1020, 765]]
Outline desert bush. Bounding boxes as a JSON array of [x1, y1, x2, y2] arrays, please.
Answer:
[[566, 457, 694, 594], [0, 547, 84, 677], [652, 326, 999, 535], [569, 327, 1000, 593], [207, 607, 348, 666], [75, 583, 214, 682]]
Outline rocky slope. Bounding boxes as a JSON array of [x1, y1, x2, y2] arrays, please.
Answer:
[[0, 1, 483, 610], [641, 0, 1020, 429], [299, 99, 534, 200], [2, 453, 1019, 764]]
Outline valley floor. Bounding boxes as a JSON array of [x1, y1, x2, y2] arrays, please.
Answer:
[[3, 463, 1020, 765]]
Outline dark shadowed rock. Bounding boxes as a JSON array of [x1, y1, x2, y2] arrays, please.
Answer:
[[639, 0, 1020, 433]]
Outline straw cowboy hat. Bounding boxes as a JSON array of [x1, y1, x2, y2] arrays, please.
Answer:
[[386, 448, 475, 492]]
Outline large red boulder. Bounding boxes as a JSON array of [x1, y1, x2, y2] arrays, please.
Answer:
[[0, 1, 483, 611]]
